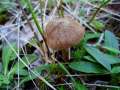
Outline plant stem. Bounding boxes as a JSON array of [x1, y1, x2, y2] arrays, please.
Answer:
[[25, 0, 50, 57], [89, 0, 111, 24], [39, 0, 44, 29], [58, 0, 64, 17], [51, 56, 76, 84]]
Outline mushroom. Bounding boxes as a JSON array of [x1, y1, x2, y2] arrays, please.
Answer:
[[44, 16, 85, 60]]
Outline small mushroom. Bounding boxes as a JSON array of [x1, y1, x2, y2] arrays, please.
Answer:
[[44, 16, 85, 50]]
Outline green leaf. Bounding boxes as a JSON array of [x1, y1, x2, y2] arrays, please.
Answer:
[[58, 86, 65, 90], [2, 43, 17, 75], [0, 63, 2, 73], [3, 77, 10, 85], [20, 64, 50, 84], [72, 48, 85, 59], [15, 54, 37, 69], [90, 20, 105, 30], [0, 74, 4, 81], [104, 54, 120, 65], [85, 50, 120, 65], [69, 61, 107, 73], [0, 0, 15, 13], [15, 69, 29, 76], [74, 81, 88, 90], [104, 31, 119, 49], [84, 56, 97, 63], [0, 74, 10, 85], [84, 32, 100, 41], [102, 46, 120, 55], [112, 66, 120, 74], [85, 46, 111, 71], [9, 54, 37, 75]]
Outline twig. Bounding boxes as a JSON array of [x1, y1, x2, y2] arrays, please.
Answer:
[[65, 73, 111, 77], [53, 83, 72, 87], [63, 6, 97, 33], [39, 0, 44, 29], [87, 2, 120, 19], [43, 0, 48, 24], [96, 33, 104, 45], [85, 83, 120, 89], [18, 1, 45, 58], [49, 0, 61, 20]]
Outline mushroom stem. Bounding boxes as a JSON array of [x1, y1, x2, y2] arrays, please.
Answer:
[[68, 48, 71, 60]]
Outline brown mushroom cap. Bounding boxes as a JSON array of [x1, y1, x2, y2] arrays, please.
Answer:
[[44, 16, 85, 50]]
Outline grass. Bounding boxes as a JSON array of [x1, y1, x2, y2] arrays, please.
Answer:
[[0, 0, 120, 90]]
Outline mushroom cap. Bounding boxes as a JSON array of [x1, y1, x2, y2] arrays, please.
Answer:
[[44, 16, 85, 50]]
